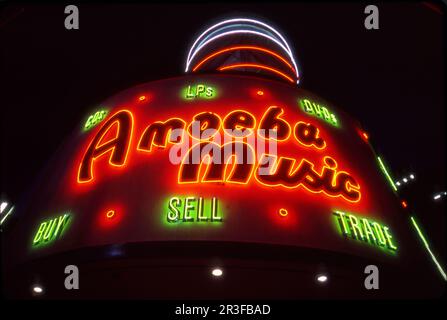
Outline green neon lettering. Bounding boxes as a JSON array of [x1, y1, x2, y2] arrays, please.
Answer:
[[362, 218, 377, 243], [299, 98, 338, 127], [32, 213, 71, 247], [42, 219, 57, 241], [383, 226, 397, 250], [53, 214, 69, 237], [205, 87, 214, 97], [183, 197, 195, 222], [372, 222, 387, 246], [348, 214, 365, 240], [333, 211, 350, 235], [197, 197, 208, 222], [167, 197, 181, 222], [183, 84, 216, 100], [33, 222, 47, 245], [333, 211, 397, 254], [164, 196, 223, 227], [211, 197, 222, 222], [196, 84, 205, 96]]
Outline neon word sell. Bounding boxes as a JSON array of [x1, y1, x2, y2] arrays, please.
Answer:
[[167, 196, 222, 223], [333, 211, 397, 251]]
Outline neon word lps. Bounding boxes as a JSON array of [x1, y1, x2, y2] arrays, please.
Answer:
[[77, 106, 361, 203]]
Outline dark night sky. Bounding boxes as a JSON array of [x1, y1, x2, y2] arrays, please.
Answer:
[[1, 3, 445, 212]]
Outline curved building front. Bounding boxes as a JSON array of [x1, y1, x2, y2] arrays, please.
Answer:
[[2, 17, 443, 299]]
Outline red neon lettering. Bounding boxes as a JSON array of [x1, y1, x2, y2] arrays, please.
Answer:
[[78, 110, 133, 183]]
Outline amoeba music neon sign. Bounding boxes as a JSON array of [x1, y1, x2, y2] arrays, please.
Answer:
[[76, 106, 362, 204]]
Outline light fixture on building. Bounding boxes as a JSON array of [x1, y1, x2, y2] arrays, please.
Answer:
[[211, 268, 223, 277], [316, 274, 328, 283], [395, 173, 416, 189], [32, 284, 44, 296], [433, 192, 446, 201]]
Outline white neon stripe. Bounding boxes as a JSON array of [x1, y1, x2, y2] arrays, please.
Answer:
[[186, 18, 291, 69], [0, 202, 7, 214], [0, 206, 14, 225], [197, 24, 279, 51], [185, 18, 300, 83], [187, 30, 299, 81]]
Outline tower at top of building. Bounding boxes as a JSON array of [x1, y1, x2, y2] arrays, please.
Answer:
[[185, 17, 301, 85]]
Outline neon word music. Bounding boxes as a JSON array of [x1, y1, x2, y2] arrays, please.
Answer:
[[77, 107, 361, 203], [167, 196, 222, 223], [333, 211, 397, 252]]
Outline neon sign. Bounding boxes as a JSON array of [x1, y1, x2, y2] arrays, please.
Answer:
[[166, 196, 222, 224], [333, 211, 397, 252], [183, 84, 216, 99], [32, 213, 71, 247], [84, 109, 108, 131], [77, 107, 361, 203], [299, 99, 338, 127]]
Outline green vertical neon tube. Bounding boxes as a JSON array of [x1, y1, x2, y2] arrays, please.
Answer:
[[410, 216, 446, 281], [377, 156, 397, 191]]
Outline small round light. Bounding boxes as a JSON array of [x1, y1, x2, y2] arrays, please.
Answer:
[[32, 285, 44, 294], [396, 182, 401, 186], [106, 210, 115, 219], [316, 274, 328, 283], [138, 95, 147, 102], [211, 268, 223, 277], [279, 208, 288, 217], [410, 174, 415, 179], [401, 200, 408, 208], [256, 90, 264, 96], [403, 178, 408, 183]]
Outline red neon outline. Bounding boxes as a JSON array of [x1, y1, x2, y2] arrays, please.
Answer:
[[279, 208, 288, 217], [192, 45, 297, 76], [178, 141, 256, 185], [257, 106, 292, 142], [218, 63, 295, 83], [186, 111, 223, 141], [106, 210, 115, 219], [293, 121, 327, 150], [137, 118, 187, 153], [77, 109, 134, 184], [254, 153, 361, 203], [222, 109, 257, 138]]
